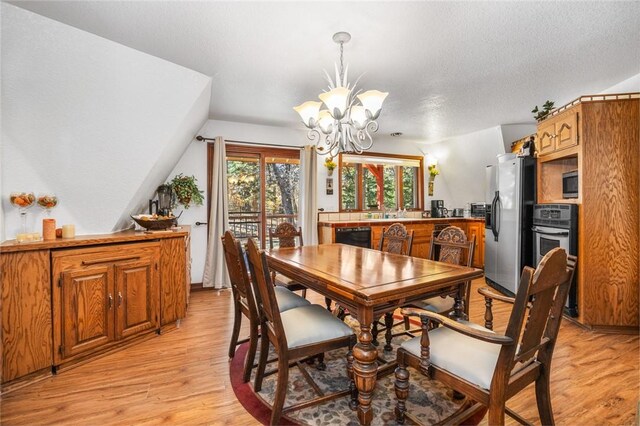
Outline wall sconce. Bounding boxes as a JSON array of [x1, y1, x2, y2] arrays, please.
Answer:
[[425, 155, 439, 196]]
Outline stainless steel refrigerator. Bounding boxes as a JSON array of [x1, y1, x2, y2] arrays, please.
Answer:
[[484, 153, 536, 295]]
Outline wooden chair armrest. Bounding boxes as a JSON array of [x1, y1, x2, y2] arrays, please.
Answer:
[[478, 287, 516, 304], [409, 309, 514, 346]]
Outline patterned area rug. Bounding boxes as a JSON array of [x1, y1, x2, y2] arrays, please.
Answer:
[[230, 316, 484, 425]]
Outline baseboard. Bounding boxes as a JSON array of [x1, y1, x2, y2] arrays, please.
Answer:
[[190, 282, 215, 292]]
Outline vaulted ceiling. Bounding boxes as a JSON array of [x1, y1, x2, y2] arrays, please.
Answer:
[[11, 1, 640, 142]]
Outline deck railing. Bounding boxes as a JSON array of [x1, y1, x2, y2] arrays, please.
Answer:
[[228, 211, 298, 246]]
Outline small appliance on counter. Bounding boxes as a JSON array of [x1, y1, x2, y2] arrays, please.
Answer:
[[149, 184, 174, 217], [470, 202, 487, 218], [430, 200, 448, 218], [452, 208, 464, 217]]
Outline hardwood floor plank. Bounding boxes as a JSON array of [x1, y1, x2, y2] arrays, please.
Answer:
[[1, 279, 637, 425]]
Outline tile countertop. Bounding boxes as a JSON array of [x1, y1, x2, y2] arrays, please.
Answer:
[[318, 217, 485, 227]]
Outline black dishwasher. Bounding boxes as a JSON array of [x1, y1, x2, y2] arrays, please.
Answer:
[[335, 226, 372, 249]]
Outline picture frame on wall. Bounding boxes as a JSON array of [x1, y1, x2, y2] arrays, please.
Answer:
[[326, 178, 334, 195]]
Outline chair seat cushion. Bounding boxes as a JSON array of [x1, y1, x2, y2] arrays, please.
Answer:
[[401, 321, 499, 389], [411, 296, 455, 313], [281, 304, 354, 349], [274, 286, 310, 312]]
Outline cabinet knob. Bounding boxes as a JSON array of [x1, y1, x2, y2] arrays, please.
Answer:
[[108, 294, 113, 309], [118, 292, 123, 307]]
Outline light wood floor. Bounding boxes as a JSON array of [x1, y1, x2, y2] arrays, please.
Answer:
[[1, 279, 638, 425]]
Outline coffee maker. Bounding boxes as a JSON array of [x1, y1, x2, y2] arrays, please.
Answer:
[[149, 184, 174, 217], [430, 200, 448, 218]]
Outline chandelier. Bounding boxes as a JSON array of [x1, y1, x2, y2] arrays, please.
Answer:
[[294, 32, 388, 158]]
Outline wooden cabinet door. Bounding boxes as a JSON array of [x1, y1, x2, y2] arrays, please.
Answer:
[[466, 223, 484, 268], [555, 111, 578, 151], [537, 120, 556, 156], [160, 237, 187, 325], [60, 266, 115, 359], [115, 258, 159, 339], [1, 251, 52, 382]]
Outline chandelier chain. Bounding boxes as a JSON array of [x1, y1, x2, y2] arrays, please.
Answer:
[[339, 41, 344, 83]]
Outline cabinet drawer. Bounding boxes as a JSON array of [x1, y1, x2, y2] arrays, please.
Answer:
[[52, 242, 161, 271]]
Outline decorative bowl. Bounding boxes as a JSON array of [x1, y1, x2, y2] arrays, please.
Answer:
[[131, 213, 179, 230]]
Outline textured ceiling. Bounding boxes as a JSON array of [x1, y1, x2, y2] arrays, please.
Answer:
[[10, 1, 640, 142]]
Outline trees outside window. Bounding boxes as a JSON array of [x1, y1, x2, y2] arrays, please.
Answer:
[[338, 153, 424, 212], [209, 144, 300, 247]]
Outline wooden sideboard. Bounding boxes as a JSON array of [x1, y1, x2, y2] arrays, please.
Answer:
[[536, 93, 639, 332], [318, 218, 485, 268], [0, 227, 190, 389]]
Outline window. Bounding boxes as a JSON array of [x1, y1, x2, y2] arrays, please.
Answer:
[[208, 144, 300, 247], [339, 153, 424, 212]]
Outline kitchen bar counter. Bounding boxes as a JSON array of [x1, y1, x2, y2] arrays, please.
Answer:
[[318, 217, 484, 227], [317, 217, 485, 267]]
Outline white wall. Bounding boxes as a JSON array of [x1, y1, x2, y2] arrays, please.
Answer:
[[419, 126, 507, 210], [599, 73, 640, 94], [1, 4, 212, 240]]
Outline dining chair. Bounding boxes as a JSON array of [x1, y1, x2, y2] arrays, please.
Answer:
[[269, 222, 333, 311], [406, 226, 476, 320], [246, 238, 357, 425], [221, 231, 310, 383], [394, 248, 575, 425], [372, 223, 415, 351]]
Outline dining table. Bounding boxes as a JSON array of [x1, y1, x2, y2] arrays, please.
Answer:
[[265, 243, 485, 425]]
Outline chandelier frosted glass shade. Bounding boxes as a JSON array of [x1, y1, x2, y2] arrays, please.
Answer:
[[294, 32, 388, 158]]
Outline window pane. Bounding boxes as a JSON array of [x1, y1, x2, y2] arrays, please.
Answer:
[[341, 163, 358, 210], [362, 166, 380, 210], [227, 156, 260, 241], [402, 166, 419, 209], [383, 166, 397, 209], [266, 157, 300, 233]]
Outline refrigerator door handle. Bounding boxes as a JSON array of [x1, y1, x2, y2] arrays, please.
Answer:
[[491, 191, 499, 241], [495, 195, 502, 240]]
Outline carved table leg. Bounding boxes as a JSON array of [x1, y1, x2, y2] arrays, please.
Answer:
[[452, 284, 468, 320], [383, 312, 394, 352], [353, 310, 378, 425]]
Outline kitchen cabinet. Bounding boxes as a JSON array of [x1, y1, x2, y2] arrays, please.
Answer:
[[159, 236, 188, 325], [536, 108, 579, 156], [0, 250, 52, 383], [536, 93, 639, 332], [0, 227, 190, 389], [52, 242, 160, 362], [466, 221, 485, 269]]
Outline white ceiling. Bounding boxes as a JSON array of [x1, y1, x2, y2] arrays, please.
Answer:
[[9, 1, 640, 142]]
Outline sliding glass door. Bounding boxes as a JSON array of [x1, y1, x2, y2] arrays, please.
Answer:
[[209, 144, 300, 247]]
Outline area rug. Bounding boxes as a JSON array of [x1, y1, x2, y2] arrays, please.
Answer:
[[230, 317, 486, 425]]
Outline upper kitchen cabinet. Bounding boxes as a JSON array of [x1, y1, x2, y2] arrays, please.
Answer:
[[537, 109, 579, 156], [536, 93, 639, 332]]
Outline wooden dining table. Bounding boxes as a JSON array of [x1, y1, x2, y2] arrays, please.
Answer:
[[265, 243, 484, 425]]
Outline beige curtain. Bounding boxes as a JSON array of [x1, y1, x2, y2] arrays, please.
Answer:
[[202, 136, 230, 289], [299, 145, 318, 245]]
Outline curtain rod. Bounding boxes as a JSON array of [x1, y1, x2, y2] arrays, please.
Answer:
[[195, 135, 302, 150]]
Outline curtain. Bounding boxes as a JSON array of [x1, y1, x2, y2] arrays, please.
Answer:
[[299, 145, 318, 245], [202, 136, 230, 289]]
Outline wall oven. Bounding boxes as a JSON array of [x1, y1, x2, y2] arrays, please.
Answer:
[[532, 204, 578, 316]]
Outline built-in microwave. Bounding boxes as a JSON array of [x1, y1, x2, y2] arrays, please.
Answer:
[[562, 170, 578, 199]]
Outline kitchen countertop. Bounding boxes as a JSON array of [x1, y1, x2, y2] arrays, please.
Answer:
[[318, 217, 484, 227]]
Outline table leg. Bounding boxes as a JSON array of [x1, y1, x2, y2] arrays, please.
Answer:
[[453, 283, 468, 320], [353, 310, 378, 425]]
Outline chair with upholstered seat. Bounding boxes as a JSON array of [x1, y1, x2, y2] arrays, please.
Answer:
[[394, 248, 576, 425], [222, 231, 310, 383], [407, 226, 476, 319], [269, 222, 308, 295], [246, 238, 357, 425], [372, 223, 415, 351], [269, 222, 333, 311]]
